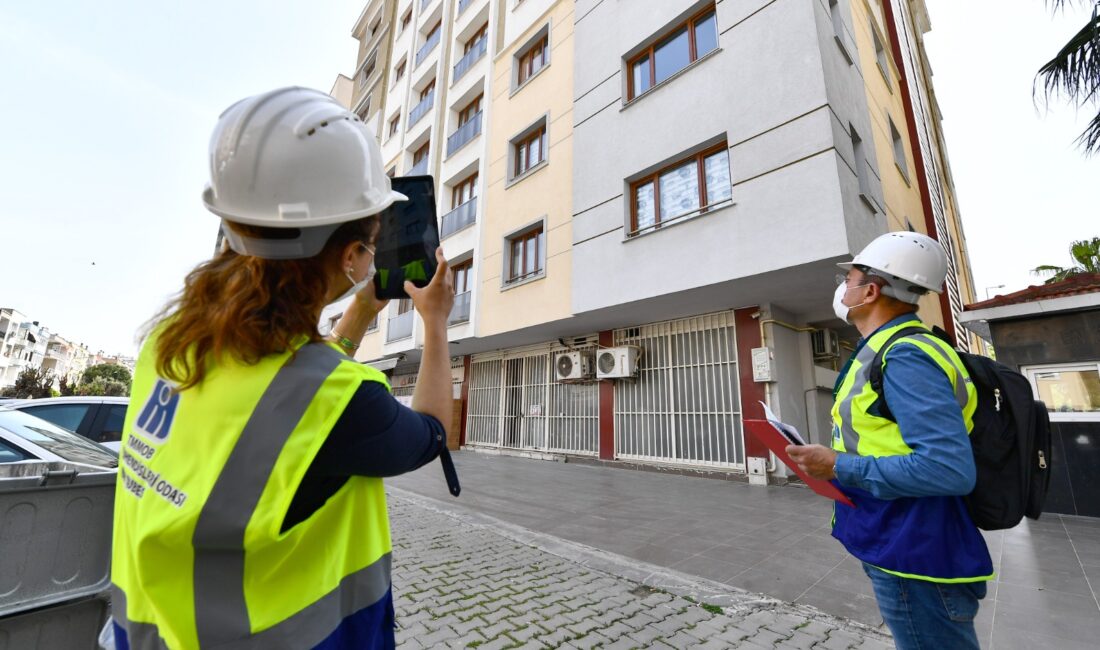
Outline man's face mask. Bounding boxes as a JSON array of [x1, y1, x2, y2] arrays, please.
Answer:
[[833, 274, 872, 322]]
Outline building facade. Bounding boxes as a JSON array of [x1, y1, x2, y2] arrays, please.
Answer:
[[335, 0, 978, 480]]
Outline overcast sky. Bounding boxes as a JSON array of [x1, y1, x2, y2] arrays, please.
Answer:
[[0, 0, 1095, 356]]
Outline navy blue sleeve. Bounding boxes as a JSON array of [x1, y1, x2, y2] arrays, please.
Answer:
[[834, 343, 976, 499], [313, 381, 447, 478]]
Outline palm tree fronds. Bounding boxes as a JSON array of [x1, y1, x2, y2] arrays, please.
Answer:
[[1068, 237, 1100, 272], [1035, 13, 1100, 105]]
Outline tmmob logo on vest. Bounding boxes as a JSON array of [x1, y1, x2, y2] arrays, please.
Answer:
[[135, 379, 180, 443]]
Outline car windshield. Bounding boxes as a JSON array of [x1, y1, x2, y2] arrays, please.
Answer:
[[0, 408, 118, 468]]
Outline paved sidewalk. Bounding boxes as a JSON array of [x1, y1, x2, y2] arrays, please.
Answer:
[[389, 489, 892, 649], [392, 452, 1100, 650]]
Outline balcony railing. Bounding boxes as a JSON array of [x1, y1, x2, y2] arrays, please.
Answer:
[[449, 291, 472, 326], [416, 29, 441, 67], [440, 197, 477, 238], [409, 157, 429, 176], [452, 37, 487, 83], [408, 90, 435, 127], [446, 112, 482, 156], [387, 311, 414, 342]]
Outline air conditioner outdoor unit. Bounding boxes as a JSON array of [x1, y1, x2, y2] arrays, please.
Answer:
[[595, 346, 640, 379], [811, 328, 840, 360], [554, 351, 592, 381]]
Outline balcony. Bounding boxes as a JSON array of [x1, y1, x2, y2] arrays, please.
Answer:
[[409, 90, 435, 127], [415, 29, 441, 68], [452, 37, 487, 83], [387, 311, 414, 342], [446, 112, 482, 156], [440, 197, 477, 238], [448, 291, 472, 326], [409, 157, 429, 176]]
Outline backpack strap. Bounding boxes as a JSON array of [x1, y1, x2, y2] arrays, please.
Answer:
[[868, 325, 941, 422]]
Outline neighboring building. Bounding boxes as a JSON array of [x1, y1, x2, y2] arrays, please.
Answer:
[[0, 309, 50, 388], [961, 274, 1100, 518], [40, 334, 90, 387], [329, 74, 355, 110], [335, 0, 979, 481]]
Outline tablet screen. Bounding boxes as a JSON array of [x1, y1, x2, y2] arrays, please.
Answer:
[[373, 175, 441, 299]]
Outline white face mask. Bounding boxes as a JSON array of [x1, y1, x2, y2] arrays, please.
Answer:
[[832, 282, 869, 323], [330, 246, 376, 305]]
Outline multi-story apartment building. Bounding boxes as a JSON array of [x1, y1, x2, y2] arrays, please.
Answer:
[[40, 334, 91, 386], [0, 309, 50, 388], [334, 0, 977, 480]]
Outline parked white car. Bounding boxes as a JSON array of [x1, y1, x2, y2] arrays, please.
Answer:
[[0, 406, 119, 468], [8, 396, 128, 451]]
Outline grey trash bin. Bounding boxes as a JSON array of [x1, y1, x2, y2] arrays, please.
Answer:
[[0, 461, 116, 619], [0, 595, 110, 650]]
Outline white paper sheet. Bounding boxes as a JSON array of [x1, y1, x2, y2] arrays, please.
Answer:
[[760, 401, 806, 446]]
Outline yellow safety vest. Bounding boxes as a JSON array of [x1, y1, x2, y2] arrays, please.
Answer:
[[111, 334, 393, 648], [830, 318, 993, 583]]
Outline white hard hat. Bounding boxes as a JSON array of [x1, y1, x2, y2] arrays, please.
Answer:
[[838, 232, 948, 304], [202, 87, 406, 259]]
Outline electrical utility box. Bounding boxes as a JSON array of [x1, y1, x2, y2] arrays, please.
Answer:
[[751, 347, 774, 383]]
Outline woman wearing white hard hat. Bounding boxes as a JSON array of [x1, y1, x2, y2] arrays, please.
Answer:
[[108, 87, 457, 649]]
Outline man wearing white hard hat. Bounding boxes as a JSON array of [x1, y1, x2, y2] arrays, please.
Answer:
[[787, 232, 991, 650], [108, 87, 457, 649]]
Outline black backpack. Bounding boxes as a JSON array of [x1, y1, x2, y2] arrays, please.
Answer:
[[868, 326, 1052, 531]]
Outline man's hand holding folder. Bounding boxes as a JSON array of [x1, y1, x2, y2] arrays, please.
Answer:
[[786, 444, 838, 481]]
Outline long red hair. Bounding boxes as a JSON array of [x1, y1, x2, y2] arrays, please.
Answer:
[[147, 218, 377, 389]]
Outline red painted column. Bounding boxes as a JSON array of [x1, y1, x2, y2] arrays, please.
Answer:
[[598, 330, 615, 460], [881, 0, 957, 347], [459, 355, 471, 447], [734, 307, 770, 458]]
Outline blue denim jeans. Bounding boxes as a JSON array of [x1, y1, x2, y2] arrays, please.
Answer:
[[862, 562, 986, 650]]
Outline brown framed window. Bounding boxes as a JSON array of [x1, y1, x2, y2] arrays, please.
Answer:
[[514, 125, 547, 177], [627, 7, 718, 100], [389, 114, 401, 137], [367, 314, 379, 331], [401, 9, 412, 32], [464, 24, 488, 54], [394, 60, 406, 83], [452, 173, 478, 209], [517, 35, 549, 85], [413, 141, 431, 165], [419, 79, 436, 101], [458, 94, 483, 126], [630, 144, 731, 235], [361, 53, 377, 85], [453, 260, 473, 294], [507, 226, 545, 283]]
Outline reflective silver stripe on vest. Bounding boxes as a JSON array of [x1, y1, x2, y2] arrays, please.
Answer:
[[908, 333, 971, 408], [189, 343, 389, 648], [245, 554, 391, 648], [837, 331, 970, 454], [112, 584, 171, 650], [837, 339, 881, 453]]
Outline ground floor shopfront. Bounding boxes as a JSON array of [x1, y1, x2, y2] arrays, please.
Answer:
[[390, 306, 841, 477]]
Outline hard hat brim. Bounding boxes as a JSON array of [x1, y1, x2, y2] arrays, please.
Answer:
[[203, 188, 408, 228]]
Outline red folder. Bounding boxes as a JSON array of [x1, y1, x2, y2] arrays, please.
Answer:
[[744, 419, 855, 508]]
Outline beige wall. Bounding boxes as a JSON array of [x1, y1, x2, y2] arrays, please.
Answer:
[[850, 0, 944, 329], [476, 0, 574, 338]]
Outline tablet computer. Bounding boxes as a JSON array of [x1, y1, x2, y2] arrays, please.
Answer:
[[372, 175, 441, 300]]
